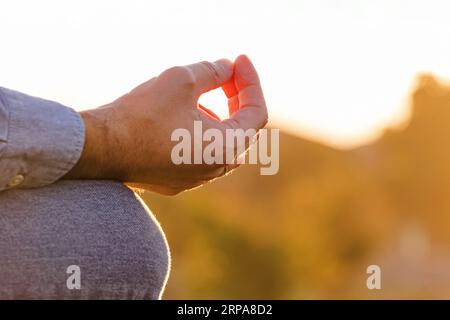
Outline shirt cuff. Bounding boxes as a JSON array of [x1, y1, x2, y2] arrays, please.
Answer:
[[0, 87, 85, 190]]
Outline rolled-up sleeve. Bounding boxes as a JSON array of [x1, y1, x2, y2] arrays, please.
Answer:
[[0, 87, 85, 192]]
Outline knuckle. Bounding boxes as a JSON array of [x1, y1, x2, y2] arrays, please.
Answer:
[[164, 66, 196, 89], [221, 118, 240, 130], [200, 61, 220, 84]]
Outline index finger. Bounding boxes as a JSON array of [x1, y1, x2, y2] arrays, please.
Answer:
[[186, 59, 234, 98], [222, 55, 268, 131]]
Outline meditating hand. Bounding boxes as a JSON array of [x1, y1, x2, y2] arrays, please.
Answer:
[[65, 55, 268, 195]]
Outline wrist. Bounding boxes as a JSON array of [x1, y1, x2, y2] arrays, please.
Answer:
[[64, 106, 122, 180]]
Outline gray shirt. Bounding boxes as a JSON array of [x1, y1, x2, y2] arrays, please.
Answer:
[[0, 87, 85, 191]]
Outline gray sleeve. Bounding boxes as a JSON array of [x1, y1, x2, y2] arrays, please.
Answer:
[[0, 87, 85, 191]]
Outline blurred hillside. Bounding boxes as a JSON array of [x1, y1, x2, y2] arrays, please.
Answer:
[[142, 75, 450, 299]]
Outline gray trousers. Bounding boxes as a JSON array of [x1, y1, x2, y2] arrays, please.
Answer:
[[0, 180, 170, 299]]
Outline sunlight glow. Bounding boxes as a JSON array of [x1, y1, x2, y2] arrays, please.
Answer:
[[1, 0, 450, 148]]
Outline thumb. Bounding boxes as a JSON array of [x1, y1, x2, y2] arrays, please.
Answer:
[[186, 59, 234, 97]]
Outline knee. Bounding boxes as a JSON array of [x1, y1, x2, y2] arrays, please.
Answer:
[[0, 180, 171, 300], [76, 182, 172, 299], [132, 218, 171, 300], [118, 197, 171, 299]]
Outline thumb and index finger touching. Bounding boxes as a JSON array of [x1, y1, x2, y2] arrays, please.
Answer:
[[186, 55, 268, 132]]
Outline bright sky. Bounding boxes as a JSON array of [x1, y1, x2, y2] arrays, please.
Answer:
[[1, 0, 450, 148]]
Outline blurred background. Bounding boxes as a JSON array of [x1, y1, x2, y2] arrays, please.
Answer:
[[2, 0, 450, 298], [148, 74, 450, 298]]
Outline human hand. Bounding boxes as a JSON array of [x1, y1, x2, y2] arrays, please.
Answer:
[[65, 55, 268, 195]]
